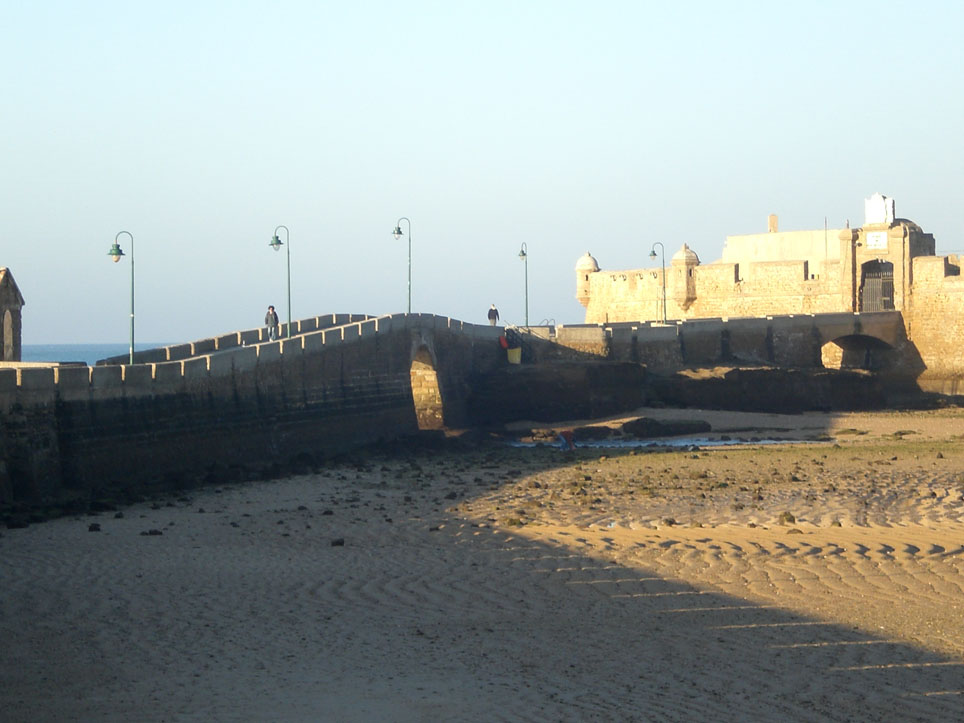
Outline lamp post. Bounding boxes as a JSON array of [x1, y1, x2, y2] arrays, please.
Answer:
[[268, 225, 291, 338], [392, 217, 411, 313], [649, 242, 666, 324], [518, 242, 529, 327], [107, 231, 135, 364]]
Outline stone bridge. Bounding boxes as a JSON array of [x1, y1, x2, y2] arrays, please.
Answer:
[[1, 313, 512, 506], [0, 308, 923, 510]]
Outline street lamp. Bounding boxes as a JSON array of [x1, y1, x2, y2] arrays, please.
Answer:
[[269, 225, 291, 338], [107, 231, 135, 364], [649, 242, 666, 324], [518, 242, 529, 327], [392, 217, 411, 313]]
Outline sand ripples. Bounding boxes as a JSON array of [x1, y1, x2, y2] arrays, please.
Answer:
[[4, 408, 964, 720]]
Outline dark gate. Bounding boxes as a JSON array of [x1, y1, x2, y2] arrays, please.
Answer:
[[859, 261, 894, 312]]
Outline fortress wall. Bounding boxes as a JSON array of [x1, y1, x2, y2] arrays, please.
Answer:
[[586, 259, 843, 324], [743, 260, 809, 284], [912, 255, 960, 284], [685, 281, 837, 319], [693, 263, 739, 293], [906, 256, 964, 393], [584, 270, 663, 324], [721, 229, 845, 265]]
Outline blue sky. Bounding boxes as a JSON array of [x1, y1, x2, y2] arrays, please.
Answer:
[[3, 1, 962, 343]]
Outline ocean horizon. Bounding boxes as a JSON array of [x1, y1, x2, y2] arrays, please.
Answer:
[[21, 343, 172, 366]]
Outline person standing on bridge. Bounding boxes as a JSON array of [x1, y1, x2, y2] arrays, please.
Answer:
[[487, 304, 500, 326], [265, 305, 279, 341]]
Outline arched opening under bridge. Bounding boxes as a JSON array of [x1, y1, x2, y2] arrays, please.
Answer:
[[821, 334, 895, 371], [410, 345, 444, 430]]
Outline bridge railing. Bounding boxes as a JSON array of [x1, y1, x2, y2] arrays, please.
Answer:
[[0, 312, 513, 407], [96, 312, 375, 366]]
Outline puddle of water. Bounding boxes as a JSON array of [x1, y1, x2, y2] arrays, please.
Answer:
[[508, 436, 825, 449]]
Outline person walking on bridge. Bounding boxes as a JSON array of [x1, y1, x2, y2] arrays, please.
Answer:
[[487, 304, 500, 326], [265, 305, 279, 341]]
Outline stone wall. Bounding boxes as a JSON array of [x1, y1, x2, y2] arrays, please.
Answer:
[[905, 255, 964, 393], [467, 361, 646, 425], [581, 218, 936, 325], [97, 313, 373, 366], [585, 258, 846, 323], [564, 312, 913, 378], [0, 314, 506, 509], [578, 213, 964, 390], [0, 303, 939, 516], [0, 266, 24, 363]]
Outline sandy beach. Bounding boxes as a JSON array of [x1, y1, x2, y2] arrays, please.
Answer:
[[2, 407, 964, 721]]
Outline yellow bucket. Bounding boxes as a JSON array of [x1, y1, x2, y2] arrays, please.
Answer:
[[507, 347, 522, 364]]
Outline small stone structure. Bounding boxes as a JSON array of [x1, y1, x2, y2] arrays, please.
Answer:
[[0, 268, 24, 362], [576, 193, 964, 393]]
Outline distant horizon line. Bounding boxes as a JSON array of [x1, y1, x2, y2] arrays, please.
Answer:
[[22, 341, 174, 348]]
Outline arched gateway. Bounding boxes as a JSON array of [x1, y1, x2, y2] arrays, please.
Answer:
[[859, 260, 895, 312]]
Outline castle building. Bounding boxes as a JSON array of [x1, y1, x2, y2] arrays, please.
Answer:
[[0, 268, 24, 362], [576, 193, 938, 324], [574, 194, 964, 393]]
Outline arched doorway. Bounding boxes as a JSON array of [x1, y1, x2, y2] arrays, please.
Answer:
[[2, 310, 12, 361], [859, 260, 894, 311], [410, 346, 444, 430]]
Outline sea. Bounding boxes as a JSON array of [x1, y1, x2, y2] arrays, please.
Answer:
[[21, 344, 172, 366]]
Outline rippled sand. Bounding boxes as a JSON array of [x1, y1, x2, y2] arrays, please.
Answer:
[[2, 408, 963, 721]]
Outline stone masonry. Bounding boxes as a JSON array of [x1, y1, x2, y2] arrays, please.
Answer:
[[576, 194, 962, 392], [0, 268, 24, 363]]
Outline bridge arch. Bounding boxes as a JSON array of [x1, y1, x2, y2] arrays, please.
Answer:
[[820, 333, 895, 371], [409, 342, 444, 430]]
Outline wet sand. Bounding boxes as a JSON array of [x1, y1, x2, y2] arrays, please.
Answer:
[[2, 408, 964, 721]]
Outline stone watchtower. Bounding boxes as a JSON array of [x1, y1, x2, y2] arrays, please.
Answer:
[[671, 243, 700, 312], [575, 252, 600, 307], [0, 268, 25, 362]]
